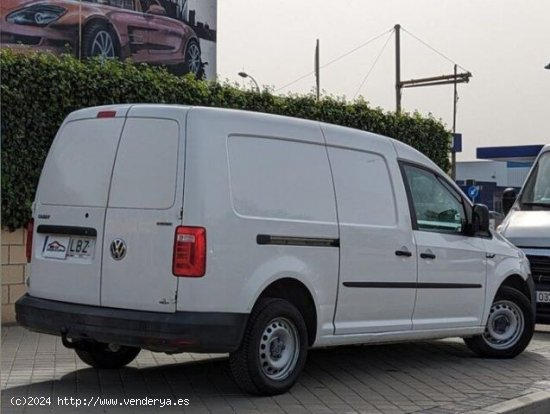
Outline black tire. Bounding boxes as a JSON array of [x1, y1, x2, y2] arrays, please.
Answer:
[[76, 342, 140, 369], [81, 22, 118, 60], [464, 286, 534, 358], [229, 298, 308, 395]]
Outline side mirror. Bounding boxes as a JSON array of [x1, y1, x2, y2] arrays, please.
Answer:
[[147, 4, 166, 15], [502, 188, 517, 214], [473, 204, 490, 234]]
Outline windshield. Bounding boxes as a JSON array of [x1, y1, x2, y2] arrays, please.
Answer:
[[520, 152, 550, 206]]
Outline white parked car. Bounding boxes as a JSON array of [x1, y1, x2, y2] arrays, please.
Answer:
[[17, 105, 534, 395]]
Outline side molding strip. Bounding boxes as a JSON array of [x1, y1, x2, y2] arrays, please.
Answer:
[[343, 282, 482, 289], [257, 234, 339, 247]]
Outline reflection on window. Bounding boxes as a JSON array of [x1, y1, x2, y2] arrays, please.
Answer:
[[404, 165, 465, 233]]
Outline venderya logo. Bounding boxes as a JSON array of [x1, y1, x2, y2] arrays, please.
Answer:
[[110, 238, 126, 260], [46, 240, 66, 252]]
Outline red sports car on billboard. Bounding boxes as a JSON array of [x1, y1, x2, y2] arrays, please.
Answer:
[[1, 0, 202, 75]]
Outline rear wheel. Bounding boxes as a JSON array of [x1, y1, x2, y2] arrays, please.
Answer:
[[229, 298, 308, 395], [182, 39, 202, 76], [82, 22, 118, 60], [76, 342, 140, 369], [464, 286, 533, 358]]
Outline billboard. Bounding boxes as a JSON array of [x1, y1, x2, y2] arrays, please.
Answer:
[[0, 0, 217, 79]]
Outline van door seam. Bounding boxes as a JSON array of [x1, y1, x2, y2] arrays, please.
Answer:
[[319, 124, 341, 336], [99, 109, 132, 306]]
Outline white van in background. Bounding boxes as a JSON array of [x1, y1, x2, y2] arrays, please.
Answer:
[[17, 105, 534, 395], [500, 144, 550, 322]]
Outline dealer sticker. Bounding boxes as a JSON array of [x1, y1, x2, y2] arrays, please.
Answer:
[[43, 236, 70, 259]]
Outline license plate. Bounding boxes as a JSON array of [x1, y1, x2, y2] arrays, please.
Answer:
[[43, 236, 95, 259], [536, 291, 550, 303]]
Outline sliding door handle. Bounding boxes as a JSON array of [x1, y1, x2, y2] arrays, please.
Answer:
[[420, 252, 436, 260], [395, 249, 412, 257]]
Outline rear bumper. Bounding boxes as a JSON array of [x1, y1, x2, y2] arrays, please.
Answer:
[[16, 294, 248, 353]]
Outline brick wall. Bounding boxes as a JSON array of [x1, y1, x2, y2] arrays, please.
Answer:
[[2, 228, 27, 324]]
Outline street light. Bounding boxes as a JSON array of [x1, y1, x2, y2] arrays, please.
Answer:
[[238, 71, 260, 93]]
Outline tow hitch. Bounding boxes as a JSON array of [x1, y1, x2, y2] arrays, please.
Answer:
[[61, 329, 86, 350]]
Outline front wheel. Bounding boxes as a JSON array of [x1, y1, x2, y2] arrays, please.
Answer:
[[76, 342, 140, 369], [183, 39, 202, 76], [229, 298, 308, 395], [464, 286, 534, 358]]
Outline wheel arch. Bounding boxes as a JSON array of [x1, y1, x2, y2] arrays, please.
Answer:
[[499, 274, 532, 301], [254, 277, 317, 346], [184, 35, 200, 51]]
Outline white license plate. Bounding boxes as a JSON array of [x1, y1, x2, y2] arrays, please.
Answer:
[[536, 291, 550, 303], [43, 236, 95, 259]]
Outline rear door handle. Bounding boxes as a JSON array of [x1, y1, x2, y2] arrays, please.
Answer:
[[420, 252, 436, 260], [395, 249, 412, 257]]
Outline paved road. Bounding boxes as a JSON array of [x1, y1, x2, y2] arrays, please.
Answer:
[[2, 326, 550, 413]]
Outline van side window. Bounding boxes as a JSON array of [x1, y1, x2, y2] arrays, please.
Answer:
[[108, 118, 179, 209], [402, 164, 466, 234], [227, 136, 337, 222], [328, 148, 397, 226]]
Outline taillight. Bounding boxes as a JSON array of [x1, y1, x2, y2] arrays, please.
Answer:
[[172, 226, 206, 277], [26, 219, 34, 263]]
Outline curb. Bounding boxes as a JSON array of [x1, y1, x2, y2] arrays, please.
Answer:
[[469, 391, 550, 413]]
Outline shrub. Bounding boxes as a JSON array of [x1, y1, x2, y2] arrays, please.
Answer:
[[0, 49, 451, 229]]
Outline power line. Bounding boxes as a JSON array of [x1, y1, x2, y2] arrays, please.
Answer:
[[400, 27, 470, 73], [353, 31, 393, 99], [276, 71, 315, 92], [276, 27, 394, 92], [319, 28, 393, 70]]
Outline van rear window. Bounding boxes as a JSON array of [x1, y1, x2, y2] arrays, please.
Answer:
[[108, 118, 179, 209], [39, 118, 125, 207]]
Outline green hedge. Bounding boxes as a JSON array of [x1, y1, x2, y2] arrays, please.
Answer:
[[0, 49, 451, 229]]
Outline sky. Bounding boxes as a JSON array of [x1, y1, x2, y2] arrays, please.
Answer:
[[217, 0, 550, 161]]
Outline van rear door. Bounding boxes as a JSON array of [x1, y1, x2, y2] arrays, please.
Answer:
[[100, 107, 187, 313], [30, 106, 131, 306]]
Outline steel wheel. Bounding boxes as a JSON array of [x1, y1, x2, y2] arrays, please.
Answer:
[[464, 286, 533, 358], [259, 317, 300, 381], [91, 30, 115, 60], [229, 298, 308, 395], [482, 299, 524, 350]]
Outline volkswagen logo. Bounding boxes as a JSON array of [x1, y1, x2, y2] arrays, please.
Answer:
[[110, 238, 126, 260]]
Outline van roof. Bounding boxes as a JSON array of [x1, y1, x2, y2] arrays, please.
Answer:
[[67, 104, 441, 173]]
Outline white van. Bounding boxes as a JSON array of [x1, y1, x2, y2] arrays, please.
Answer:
[[17, 105, 534, 395], [499, 144, 550, 323]]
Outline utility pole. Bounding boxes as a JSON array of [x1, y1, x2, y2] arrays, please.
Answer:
[[393, 24, 471, 176], [452, 64, 458, 179], [315, 39, 320, 100], [78, 0, 82, 60], [395, 24, 401, 113]]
